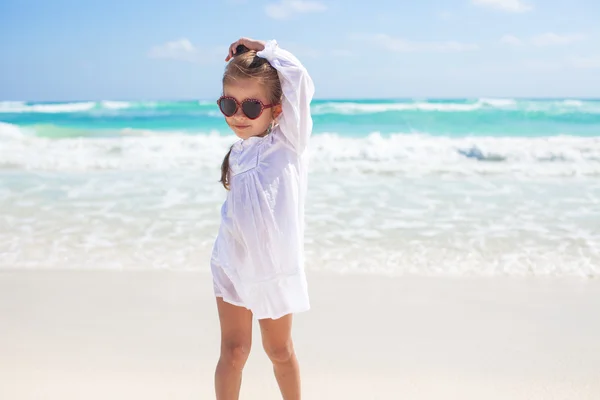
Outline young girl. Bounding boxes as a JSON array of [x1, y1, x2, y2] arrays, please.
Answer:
[[211, 37, 314, 400]]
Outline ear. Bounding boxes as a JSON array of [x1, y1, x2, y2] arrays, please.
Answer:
[[272, 104, 283, 120]]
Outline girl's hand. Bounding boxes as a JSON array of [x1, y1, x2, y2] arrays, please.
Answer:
[[225, 38, 266, 61]]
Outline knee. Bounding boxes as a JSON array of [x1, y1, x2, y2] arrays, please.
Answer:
[[220, 341, 251, 370], [263, 341, 295, 365]]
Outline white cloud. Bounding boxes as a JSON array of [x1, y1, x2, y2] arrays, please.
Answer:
[[500, 32, 586, 47], [570, 56, 600, 69], [472, 0, 532, 13], [530, 32, 586, 46], [148, 39, 224, 64], [500, 34, 523, 46], [521, 56, 600, 71], [265, 0, 327, 19], [356, 33, 479, 53], [148, 39, 202, 63]]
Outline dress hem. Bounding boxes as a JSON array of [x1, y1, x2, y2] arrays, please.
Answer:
[[216, 294, 311, 320]]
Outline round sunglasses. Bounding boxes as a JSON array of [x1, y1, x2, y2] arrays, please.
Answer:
[[217, 96, 275, 120]]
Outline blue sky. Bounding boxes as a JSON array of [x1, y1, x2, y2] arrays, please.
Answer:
[[1, 0, 599, 101]]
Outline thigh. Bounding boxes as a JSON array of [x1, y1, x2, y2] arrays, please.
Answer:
[[259, 314, 294, 349], [216, 297, 253, 348]]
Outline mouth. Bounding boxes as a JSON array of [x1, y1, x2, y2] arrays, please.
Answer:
[[233, 124, 251, 129]]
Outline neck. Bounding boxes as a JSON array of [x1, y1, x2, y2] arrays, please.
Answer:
[[256, 124, 272, 138]]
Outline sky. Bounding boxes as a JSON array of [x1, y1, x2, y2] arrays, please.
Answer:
[[1, 0, 599, 101]]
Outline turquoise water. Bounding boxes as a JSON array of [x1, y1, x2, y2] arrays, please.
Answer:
[[1, 98, 599, 275], [2, 98, 600, 138]]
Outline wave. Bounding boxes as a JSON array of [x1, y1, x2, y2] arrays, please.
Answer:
[[478, 98, 518, 107], [0, 101, 97, 113], [0, 100, 190, 114], [99, 101, 131, 110], [311, 98, 600, 115], [312, 102, 482, 114], [0, 101, 27, 110], [2, 122, 599, 177], [563, 99, 584, 107], [2, 98, 600, 116]]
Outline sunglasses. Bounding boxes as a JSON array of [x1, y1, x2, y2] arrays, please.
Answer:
[[217, 96, 275, 120]]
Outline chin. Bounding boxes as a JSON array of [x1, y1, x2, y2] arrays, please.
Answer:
[[234, 130, 255, 140], [231, 125, 268, 140]]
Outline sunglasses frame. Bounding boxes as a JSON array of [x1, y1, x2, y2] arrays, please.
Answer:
[[217, 96, 275, 120]]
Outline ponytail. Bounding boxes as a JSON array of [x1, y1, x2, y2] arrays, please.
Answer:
[[220, 146, 233, 190]]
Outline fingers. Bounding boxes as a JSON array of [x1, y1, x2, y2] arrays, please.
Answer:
[[225, 40, 239, 62], [225, 39, 244, 61], [225, 38, 250, 62]]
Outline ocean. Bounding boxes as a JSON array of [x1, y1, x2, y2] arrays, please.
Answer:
[[1, 98, 599, 277]]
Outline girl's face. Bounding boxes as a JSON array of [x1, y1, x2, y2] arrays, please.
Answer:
[[222, 78, 281, 140]]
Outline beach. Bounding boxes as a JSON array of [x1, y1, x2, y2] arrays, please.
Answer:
[[1, 269, 599, 400], [2, 98, 600, 398]]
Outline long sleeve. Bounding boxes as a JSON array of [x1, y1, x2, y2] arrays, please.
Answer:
[[257, 40, 315, 154]]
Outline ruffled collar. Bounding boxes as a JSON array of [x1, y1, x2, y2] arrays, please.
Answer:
[[232, 133, 270, 152]]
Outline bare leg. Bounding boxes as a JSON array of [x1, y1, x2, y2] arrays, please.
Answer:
[[214, 297, 253, 400], [259, 314, 301, 400]]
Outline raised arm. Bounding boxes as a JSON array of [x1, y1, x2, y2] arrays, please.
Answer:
[[257, 40, 315, 154]]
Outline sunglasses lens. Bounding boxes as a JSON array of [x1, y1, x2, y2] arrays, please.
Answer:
[[242, 100, 263, 119], [219, 98, 237, 117]]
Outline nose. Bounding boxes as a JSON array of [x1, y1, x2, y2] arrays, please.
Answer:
[[232, 105, 246, 118]]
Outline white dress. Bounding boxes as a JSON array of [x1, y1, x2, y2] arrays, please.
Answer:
[[210, 40, 315, 320]]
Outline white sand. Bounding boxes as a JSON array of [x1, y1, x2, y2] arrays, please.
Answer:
[[1, 270, 599, 399]]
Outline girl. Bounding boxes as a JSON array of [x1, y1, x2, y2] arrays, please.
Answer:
[[211, 37, 314, 400]]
